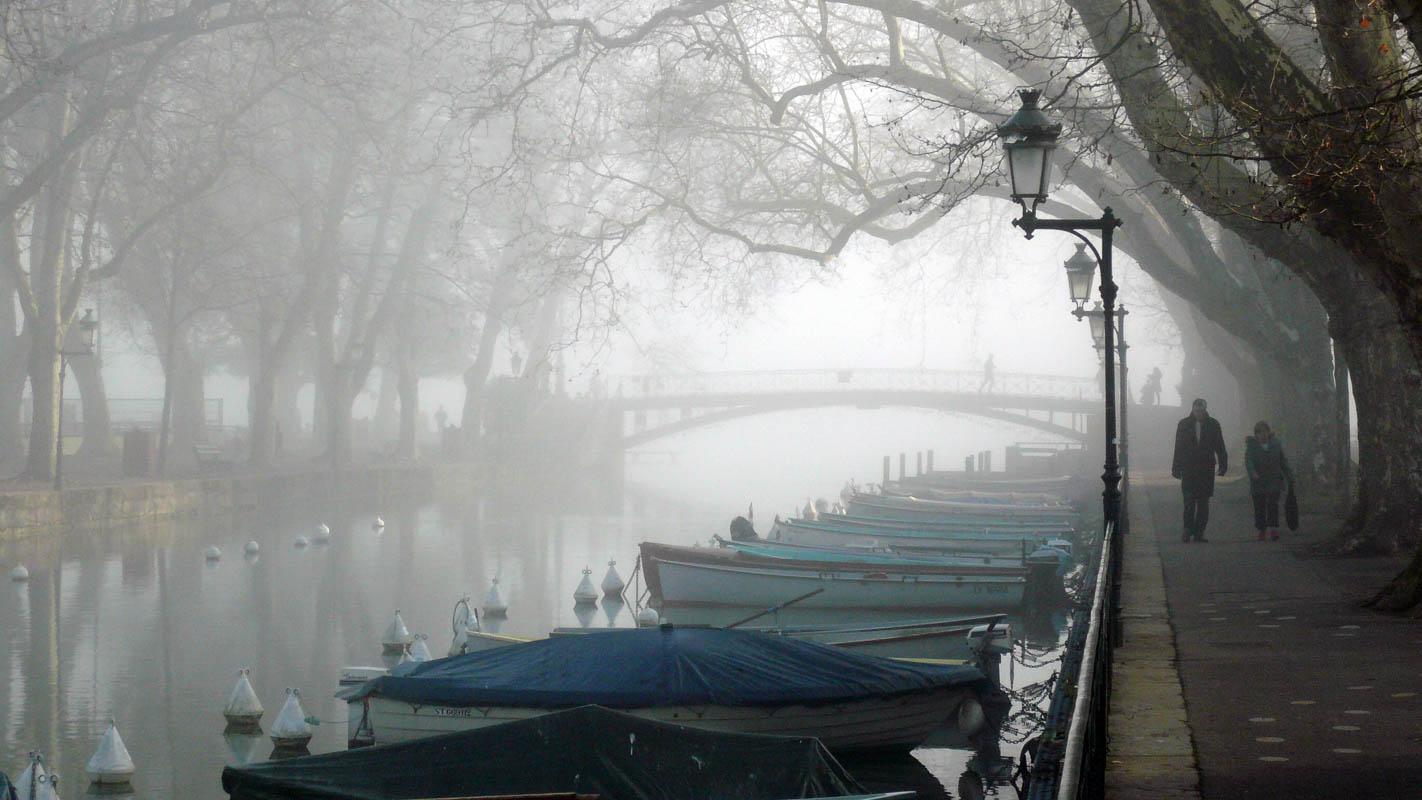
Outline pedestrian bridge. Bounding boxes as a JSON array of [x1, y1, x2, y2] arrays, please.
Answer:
[[601, 369, 1103, 448]]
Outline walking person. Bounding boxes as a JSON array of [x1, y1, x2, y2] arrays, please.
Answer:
[[1245, 421, 1293, 541], [1172, 398, 1228, 542], [979, 354, 995, 393], [1141, 366, 1163, 406]]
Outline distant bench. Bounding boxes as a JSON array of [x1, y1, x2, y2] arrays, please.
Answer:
[[193, 444, 235, 472]]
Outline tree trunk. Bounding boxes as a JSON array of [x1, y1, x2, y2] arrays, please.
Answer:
[[24, 327, 60, 479], [169, 345, 205, 453], [323, 365, 353, 466], [70, 350, 112, 457], [273, 360, 303, 456], [396, 358, 418, 460], [248, 363, 277, 466], [374, 366, 398, 444]]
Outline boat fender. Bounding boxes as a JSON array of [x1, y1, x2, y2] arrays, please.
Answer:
[[635, 607, 660, 626], [11, 565, 28, 582], [85, 720, 135, 785], [957, 696, 986, 738]]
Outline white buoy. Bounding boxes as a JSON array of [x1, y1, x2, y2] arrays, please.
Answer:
[[223, 668, 264, 729], [957, 696, 986, 738], [372, 516, 385, 530], [244, 541, 259, 555], [573, 567, 598, 604], [315, 523, 331, 541], [801, 499, 816, 521], [269, 688, 314, 748], [600, 560, 624, 597], [204, 546, 222, 561], [408, 634, 432, 663], [11, 564, 29, 582], [294, 535, 309, 548], [381, 610, 410, 654], [16, 753, 60, 800], [482, 578, 507, 616], [86, 719, 135, 785], [636, 607, 660, 627], [448, 626, 469, 657]]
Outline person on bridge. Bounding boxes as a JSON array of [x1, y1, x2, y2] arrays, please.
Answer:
[[1172, 398, 1229, 542], [979, 354, 995, 393], [1245, 420, 1293, 542], [1141, 367, 1163, 406]]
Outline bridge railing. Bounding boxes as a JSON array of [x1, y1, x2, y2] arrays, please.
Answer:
[[612, 369, 1101, 401]]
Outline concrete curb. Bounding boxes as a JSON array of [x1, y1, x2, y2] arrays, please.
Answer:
[[1105, 484, 1203, 798]]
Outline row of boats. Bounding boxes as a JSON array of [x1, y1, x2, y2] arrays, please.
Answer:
[[221, 470, 1084, 800]]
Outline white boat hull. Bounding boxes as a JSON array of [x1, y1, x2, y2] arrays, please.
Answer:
[[772, 522, 1048, 555], [652, 558, 1023, 612], [363, 685, 975, 752]]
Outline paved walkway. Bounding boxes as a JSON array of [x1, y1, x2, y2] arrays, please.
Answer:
[[1121, 477, 1422, 799]]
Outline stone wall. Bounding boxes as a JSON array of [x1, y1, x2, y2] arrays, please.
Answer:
[[0, 462, 483, 541]]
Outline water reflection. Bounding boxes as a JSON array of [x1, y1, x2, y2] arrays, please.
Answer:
[[0, 482, 1069, 798]]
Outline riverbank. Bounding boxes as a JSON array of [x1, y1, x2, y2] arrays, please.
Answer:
[[0, 461, 483, 541]]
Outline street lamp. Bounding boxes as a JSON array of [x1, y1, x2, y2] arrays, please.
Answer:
[[998, 88, 1124, 530], [1075, 301, 1130, 492], [1064, 244, 1096, 312], [54, 308, 98, 492]]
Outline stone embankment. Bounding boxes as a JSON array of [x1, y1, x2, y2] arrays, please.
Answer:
[[0, 462, 481, 541]]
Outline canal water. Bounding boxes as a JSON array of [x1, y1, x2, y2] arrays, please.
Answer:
[[0, 478, 1068, 799]]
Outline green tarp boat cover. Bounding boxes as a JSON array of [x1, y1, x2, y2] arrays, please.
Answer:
[[221, 705, 862, 800]]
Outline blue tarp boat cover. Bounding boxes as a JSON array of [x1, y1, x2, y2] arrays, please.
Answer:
[[221, 705, 862, 800], [341, 625, 996, 709]]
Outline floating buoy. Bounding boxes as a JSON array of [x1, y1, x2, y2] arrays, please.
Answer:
[[294, 536, 309, 549], [313, 524, 331, 544], [204, 546, 222, 561], [635, 607, 660, 627], [448, 626, 469, 657], [573, 568, 598, 604], [600, 560, 624, 597], [408, 634, 432, 663], [372, 516, 385, 530], [223, 668, 264, 730], [16, 752, 59, 800], [11, 565, 29, 582], [381, 610, 410, 654], [482, 579, 507, 616], [269, 688, 314, 748], [244, 541, 259, 555], [86, 719, 135, 785]]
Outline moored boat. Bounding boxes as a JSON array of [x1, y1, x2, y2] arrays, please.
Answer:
[[770, 517, 1057, 556], [847, 492, 1078, 524], [338, 626, 1001, 753], [641, 542, 1026, 612], [223, 705, 881, 800]]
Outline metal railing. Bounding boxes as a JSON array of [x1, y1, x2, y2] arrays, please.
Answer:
[[611, 368, 1102, 401], [1026, 514, 1120, 800]]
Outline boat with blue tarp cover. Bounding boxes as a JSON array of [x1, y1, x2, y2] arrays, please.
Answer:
[[222, 705, 895, 800], [338, 626, 1002, 752]]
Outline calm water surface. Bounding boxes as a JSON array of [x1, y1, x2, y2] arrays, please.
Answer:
[[1, 480, 1067, 799]]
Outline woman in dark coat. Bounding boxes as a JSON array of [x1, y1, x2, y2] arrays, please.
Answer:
[[1245, 420, 1293, 541]]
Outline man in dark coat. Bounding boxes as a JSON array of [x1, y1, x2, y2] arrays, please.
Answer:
[[1172, 398, 1228, 542]]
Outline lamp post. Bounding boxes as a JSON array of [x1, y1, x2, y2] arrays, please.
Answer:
[[1077, 301, 1129, 493], [54, 308, 98, 492], [998, 88, 1123, 531]]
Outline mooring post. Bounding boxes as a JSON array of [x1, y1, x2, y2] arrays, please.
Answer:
[[927, 449, 934, 472], [899, 452, 906, 479], [965, 455, 974, 473], [916, 451, 923, 476], [882, 455, 891, 486]]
